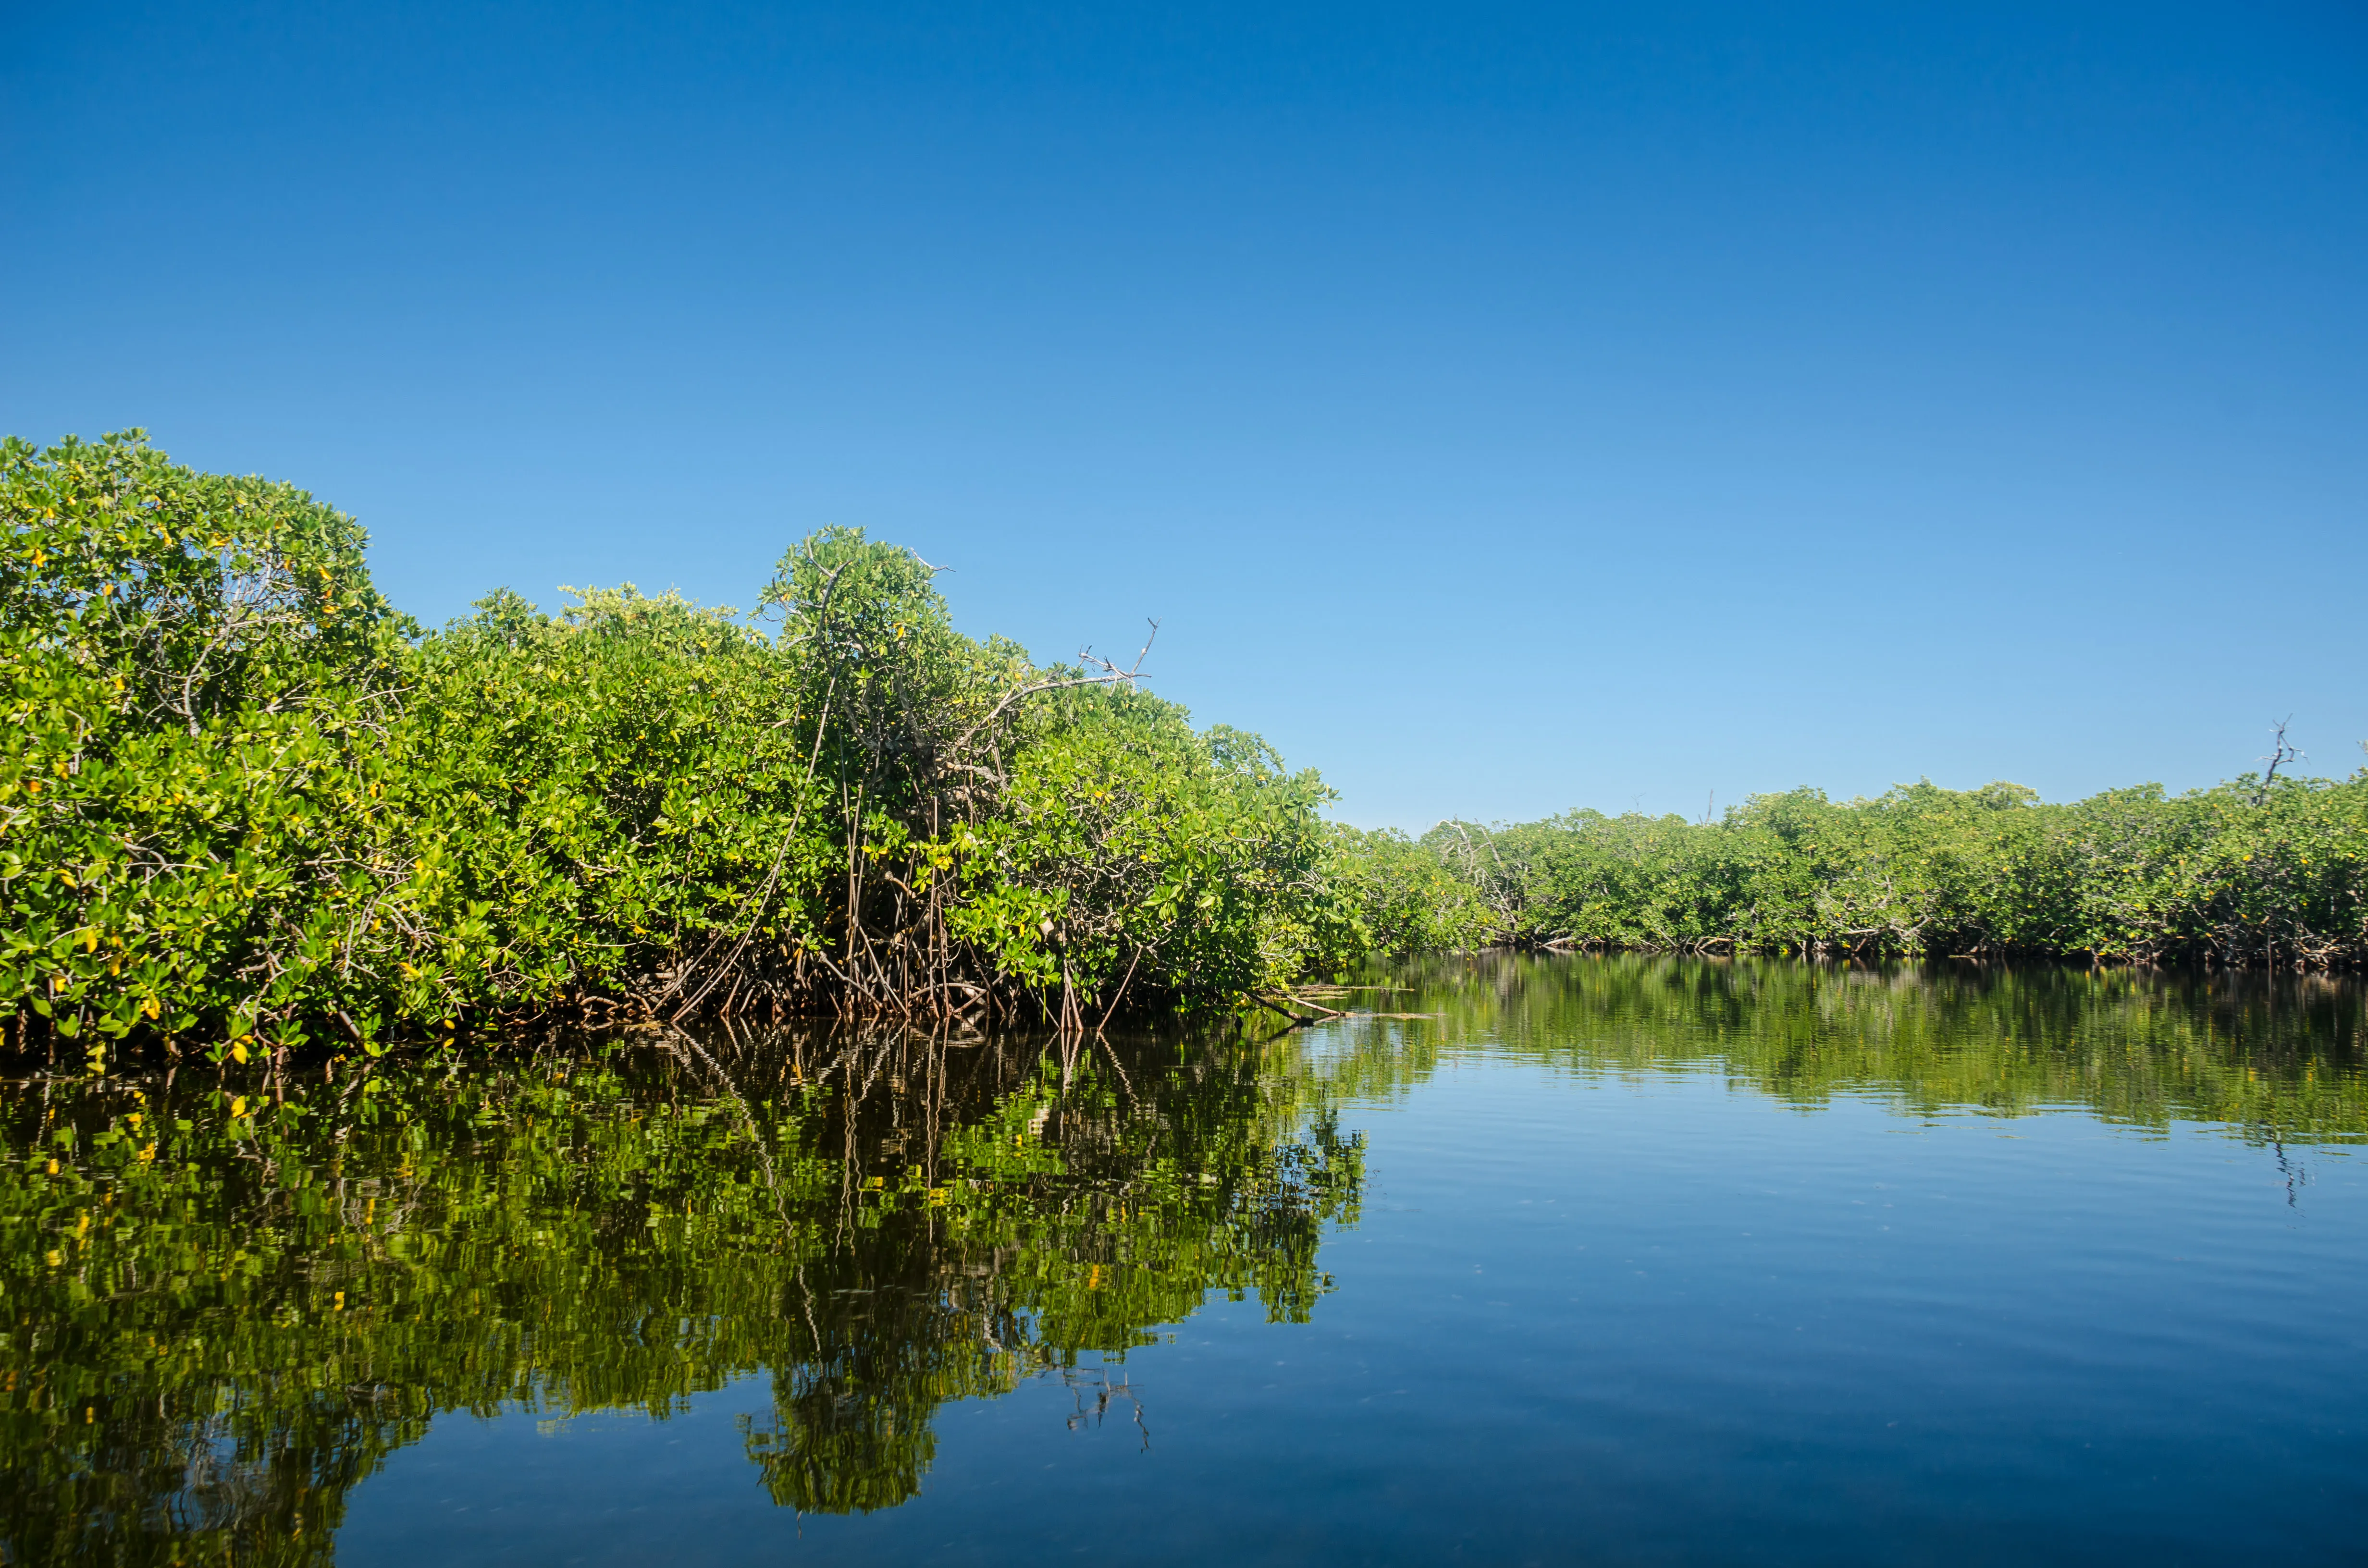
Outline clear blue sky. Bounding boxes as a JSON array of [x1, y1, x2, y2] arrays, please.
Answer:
[[6, 2, 2364, 828]]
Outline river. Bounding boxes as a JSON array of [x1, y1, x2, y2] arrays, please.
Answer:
[[4, 955, 2362, 1564]]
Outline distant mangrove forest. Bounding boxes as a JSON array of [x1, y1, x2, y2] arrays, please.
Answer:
[[1341, 759, 2368, 970], [6, 432, 2366, 1060]]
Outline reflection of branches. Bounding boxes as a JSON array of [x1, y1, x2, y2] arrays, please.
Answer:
[[2270, 1130, 2309, 1210], [661, 1024, 795, 1230], [0, 1013, 1378, 1549], [1061, 1360, 1151, 1452]]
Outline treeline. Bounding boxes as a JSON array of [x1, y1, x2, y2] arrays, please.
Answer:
[[9, 433, 2364, 1058], [1335, 770, 2368, 968], [5, 433, 1361, 1058]]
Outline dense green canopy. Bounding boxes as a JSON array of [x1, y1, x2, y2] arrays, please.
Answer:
[[3, 433, 1349, 1057], [1335, 776, 2368, 968]]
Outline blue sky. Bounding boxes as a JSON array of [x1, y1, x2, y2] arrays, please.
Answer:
[[6, 1, 2364, 828]]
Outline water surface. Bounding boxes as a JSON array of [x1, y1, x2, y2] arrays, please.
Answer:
[[5, 957, 2364, 1564]]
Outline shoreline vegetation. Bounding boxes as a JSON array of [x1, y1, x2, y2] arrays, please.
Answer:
[[7, 434, 2366, 1062], [1344, 766, 2368, 972]]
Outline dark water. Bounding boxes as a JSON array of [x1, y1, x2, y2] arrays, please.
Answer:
[[5, 957, 2365, 1566]]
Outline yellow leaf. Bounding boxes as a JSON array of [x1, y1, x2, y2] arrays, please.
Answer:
[[230, 1042, 249, 1066]]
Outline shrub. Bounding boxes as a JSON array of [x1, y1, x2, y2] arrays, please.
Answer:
[[3, 435, 1342, 1054]]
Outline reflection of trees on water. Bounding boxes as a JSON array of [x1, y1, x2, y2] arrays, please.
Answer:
[[1300, 953, 2368, 1143], [12, 958, 2357, 1563], [0, 1024, 1364, 1563]]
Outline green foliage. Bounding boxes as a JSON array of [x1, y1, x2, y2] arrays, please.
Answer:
[[4, 437, 1343, 1047], [1, 431, 413, 1059], [947, 708, 1341, 1008], [1368, 774, 2368, 968], [1319, 825, 1494, 958], [391, 583, 826, 1017], [17, 429, 2352, 1056]]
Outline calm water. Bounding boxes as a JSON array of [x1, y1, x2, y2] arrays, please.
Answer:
[[6, 957, 2365, 1565]]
